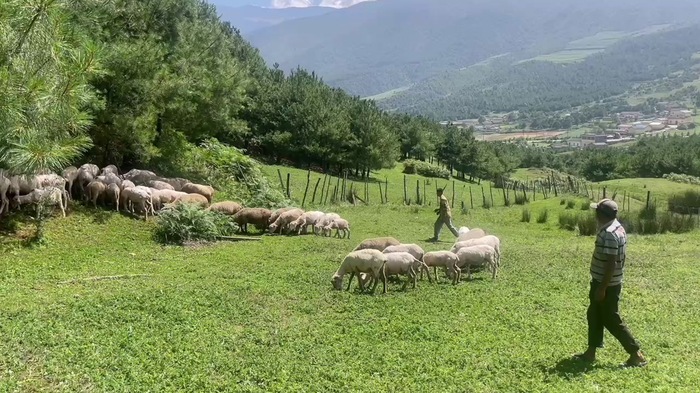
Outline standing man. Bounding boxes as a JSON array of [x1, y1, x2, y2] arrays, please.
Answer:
[[428, 188, 459, 242], [574, 199, 646, 367]]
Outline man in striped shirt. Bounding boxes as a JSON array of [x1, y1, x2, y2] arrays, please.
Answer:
[[574, 199, 647, 367]]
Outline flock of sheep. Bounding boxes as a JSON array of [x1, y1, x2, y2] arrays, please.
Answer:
[[0, 164, 216, 219], [0, 164, 352, 238], [332, 228, 501, 293]]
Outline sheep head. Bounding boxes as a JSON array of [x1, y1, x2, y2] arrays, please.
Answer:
[[331, 273, 343, 290]]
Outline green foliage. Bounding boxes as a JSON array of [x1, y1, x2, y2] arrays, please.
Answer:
[[560, 199, 567, 205], [154, 203, 235, 244], [566, 200, 576, 209], [576, 213, 598, 236], [558, 211, 578, 231], [620, 211, 698, 235], [668, 190, 700, 215], [0, 0, 100, 175], [536, 209, 549, 223], [514, 193, 529, 206], [521, 209, 531, 223], [639, 205, 657, 220], [581, 201, 591, 211], [402, 159, 450, 179]]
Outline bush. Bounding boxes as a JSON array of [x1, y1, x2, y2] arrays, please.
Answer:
[[576, 213, 598, 236], [558, 211, 578, 230], [521, 209, 532, 223], [566, 200, 576, 209], [514, 193, 529, 205], [154, 204, 236, 244], [663, 173, 700, 186], [619, 211, 697, 235], [668, 190, 700, 215], [560, 199, 566, 205], [483, 199, 492, 209], [537, 209, 549, 223], [402, 159, 451, 179], [639, 204, 657, 220], [581, 201, 590, 210]]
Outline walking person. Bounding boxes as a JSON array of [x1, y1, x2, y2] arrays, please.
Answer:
[[574, 199, 646, 367], [428, 188, 459, 242]]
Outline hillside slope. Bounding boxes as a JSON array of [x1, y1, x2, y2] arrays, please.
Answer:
[[248, 0, 700, 97]]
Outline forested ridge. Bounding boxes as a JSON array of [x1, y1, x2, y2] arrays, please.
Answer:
[[379, 26, 700, 120]]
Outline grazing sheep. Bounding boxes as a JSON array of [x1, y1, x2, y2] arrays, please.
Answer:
[[233, 208, 272, 233], [9, 175, 38, 197], [456, 228, 486, 242], [148, 188, 163, 212], [0, 170, 11, 215], [208, 201, 243, 216], [160, 177, 191, 191], [313, 213, 341, 235], [383, 244, 424, 261], [86, 181, 107, 208], [97, 173, 122, 187], [77, 164, 99, 199], [458, 227, 470, 235], [156, 189, 188, 204], [269, 207, 296, 225], [121, 187, 154, 219], [12, 187, 68, 218], [120, 180, 135, 191], [451, 235, 501, 266], [268, 208, 304, 235], [361, 252, 432, 291], [331, 249, 388, 294], [353, 237, 401, 252], [323, 218, 350, 239], [36, 173, 66, 190], [148, 180, 175, 191], [423, 251, 460, 283], [165, 193, 209, 209], [62, 166, 78, 200], [122, 169, 158, 185], [180, 183, 215, 204], [106, 183, 120, 212], [450, 245, 498, 282], [288, 211, 324, 235], [101, 165, 119, 176]]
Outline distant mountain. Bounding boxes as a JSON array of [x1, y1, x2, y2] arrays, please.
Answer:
[[215, 5, 334, 34], [247, 0, 700, 97]]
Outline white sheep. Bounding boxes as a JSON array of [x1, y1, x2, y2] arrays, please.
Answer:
[[361, 252, 432, 291], [456, 228, 486, 242], [289, 211, 324, 235], [62, 166, 78, 200], [121, 187, 154, 219], [148, 180, 175, 191], [120, 180, 135, 191], [314, 213, 340, 235], [77, 164, 99, 199], [86, 180, 107, 208], [450, 245, 498, 282], [353, 237, 401, 252], [323, 218, 350, 239], [451, 235, 501, 266], [458, 226, 470, 235], [331, 249, 387, 293], [106, 183, 120, 212], [122, 169, 158, 185], [423, 251, 460, 283], [383, 244, 424, 261], [0, 170, 11, 215], [101, 165, 119, 176], [268, 208, 304, 235], [11, 187, 68, 218]]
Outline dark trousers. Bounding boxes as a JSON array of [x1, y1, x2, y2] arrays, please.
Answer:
[[587, 280, 640, 354]]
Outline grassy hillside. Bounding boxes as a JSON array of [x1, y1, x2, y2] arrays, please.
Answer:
[[2, 167, 700, 391]]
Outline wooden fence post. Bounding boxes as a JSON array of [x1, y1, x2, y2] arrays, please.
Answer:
[[452, 181, 455, 209], [286, 173, 291, 198], [646, 191, 651, 210], [469, 186, 474, 209], [603, 187, 606, 199], [320, 175, 327, 204], [416, 180, 421, 205], [423, 180, 427, 206], [385, 178, 388, 204], [404, 175, 408, 205], [481, 186, 486, 207], [301, 170, 311, 208], [378, 181, 384, 204], [311, 177, 321, 204], [489, 183, 494, 207]]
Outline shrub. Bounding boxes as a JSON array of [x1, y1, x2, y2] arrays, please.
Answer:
[[521, 209, 532, 223], [663, 173, 700, 186], [558, 211, 578, 230], [576, 213, 598, 236], [566, 200, 576, 209], [154, 204, 236, 245], [402, 159, 451, 179], [639, 204, 657, 220], [514, 193, 529, 205], [483, 199, 492, 209], [537, 209, 549, 223], [668, 190, 700, 215], [619, 211, 697, 235], [560, 199, 566, 205], [581, 201, 590, 210]]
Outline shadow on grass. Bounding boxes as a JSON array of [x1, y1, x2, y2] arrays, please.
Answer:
[[543, 357, 617, 379]]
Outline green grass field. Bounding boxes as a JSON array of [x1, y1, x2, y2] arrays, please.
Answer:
[[2, 166, 700, 391], [363, 85, 412, 101]]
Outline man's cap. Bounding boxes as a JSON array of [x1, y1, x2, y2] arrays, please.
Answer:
[[590, 199, 618, 214]]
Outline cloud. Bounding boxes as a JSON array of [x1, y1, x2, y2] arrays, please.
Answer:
[[271, 0, 374, 8]]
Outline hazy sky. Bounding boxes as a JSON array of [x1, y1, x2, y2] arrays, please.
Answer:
[[209, 0, 374, 8]]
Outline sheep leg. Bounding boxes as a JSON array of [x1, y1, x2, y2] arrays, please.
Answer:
[[491, 258, 497, 280], [346, 272, 355, 291], [346, 228, 350, 239], [422, 263, 433, 283], [454, 265, 461, 285], [433, 266, 438, 283], [357, 272, 367, 292], [467, 264, 472, 281]]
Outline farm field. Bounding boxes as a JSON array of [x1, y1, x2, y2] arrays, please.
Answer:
[[2, 167, 700, 391], [477, 131, 564, 142]]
